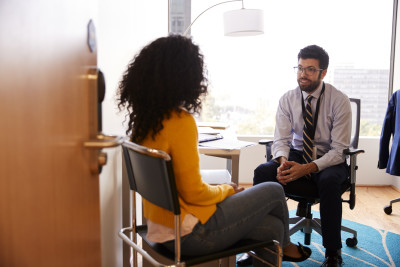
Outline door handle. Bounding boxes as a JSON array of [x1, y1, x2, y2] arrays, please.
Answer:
[[84, 66, 124, 175], [84, 133, 124, 149], [84, 133, 124, 174]]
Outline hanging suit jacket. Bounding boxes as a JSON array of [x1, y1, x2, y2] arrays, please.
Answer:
[[378, 90, 400, 175]]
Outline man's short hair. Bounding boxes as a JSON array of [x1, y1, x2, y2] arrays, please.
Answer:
[[298, 45, 329, 70]]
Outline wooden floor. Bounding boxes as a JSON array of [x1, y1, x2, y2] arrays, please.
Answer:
[[240, 185, 400, 235], [338, 186, 400, 234]]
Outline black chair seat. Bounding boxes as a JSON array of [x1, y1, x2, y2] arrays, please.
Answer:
[[137, 225, 277, 266], [286, 178, 351, 203]]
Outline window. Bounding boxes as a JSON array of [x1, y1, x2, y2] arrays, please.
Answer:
[[171, 0, 393, 136]]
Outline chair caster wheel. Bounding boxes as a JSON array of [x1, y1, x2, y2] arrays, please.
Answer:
[[346, 237, 357, 247], [384, 205, 392, 215]]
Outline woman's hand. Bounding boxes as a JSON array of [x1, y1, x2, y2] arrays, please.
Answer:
[[228, 182, 245, 193]]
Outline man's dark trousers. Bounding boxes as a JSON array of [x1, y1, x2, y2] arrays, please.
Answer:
[[253, 148, 348, 251]]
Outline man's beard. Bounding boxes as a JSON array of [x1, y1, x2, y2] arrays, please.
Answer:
[[298, 78, 320, 93]]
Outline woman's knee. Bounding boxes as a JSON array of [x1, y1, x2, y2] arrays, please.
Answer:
[[252, 182, 285, 201]]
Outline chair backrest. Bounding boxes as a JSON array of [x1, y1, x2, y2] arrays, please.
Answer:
[[120, 140, 282, 266], [349, 98, 361, 149], [122, 140, 180, 215]]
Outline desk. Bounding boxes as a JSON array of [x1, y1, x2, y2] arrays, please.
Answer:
[[198, 147, 241, 185], [198, 137, 255, 185]]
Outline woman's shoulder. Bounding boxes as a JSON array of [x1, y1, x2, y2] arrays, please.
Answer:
[[163, 109, 198, 149], [169, 109, 195, 123], [164, 109, 197, 133]]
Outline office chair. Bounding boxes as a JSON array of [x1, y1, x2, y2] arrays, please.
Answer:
[[259, 98, 364, 247], [384, 197, 400, 214], [119, 140, 282, 267]]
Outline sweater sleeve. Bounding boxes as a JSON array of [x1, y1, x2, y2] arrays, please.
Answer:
[[167, 112, 235, 207]]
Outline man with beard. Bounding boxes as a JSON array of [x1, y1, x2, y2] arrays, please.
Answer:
[[237, 45, 351, 267]]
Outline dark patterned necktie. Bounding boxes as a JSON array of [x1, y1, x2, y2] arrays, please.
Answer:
[[303, 95, 313, 178]]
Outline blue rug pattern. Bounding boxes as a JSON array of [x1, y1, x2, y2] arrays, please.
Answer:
[[238, 210, 400, 266], [286, 221, 400, 266]]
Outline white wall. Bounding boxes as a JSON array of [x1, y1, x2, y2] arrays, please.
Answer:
[[97, 1, 168, 266], [97, 1, 134, 265], [200, 136, 400, 187]]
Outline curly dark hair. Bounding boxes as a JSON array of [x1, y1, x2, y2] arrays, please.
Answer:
[[298, 45, 329, 70], [117, 35, 208, 143]]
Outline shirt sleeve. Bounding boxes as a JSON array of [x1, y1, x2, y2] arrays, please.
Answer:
[[272, 95, 293, 160]]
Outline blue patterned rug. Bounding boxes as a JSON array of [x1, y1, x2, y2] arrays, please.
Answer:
[[238, 210, 400, 266]]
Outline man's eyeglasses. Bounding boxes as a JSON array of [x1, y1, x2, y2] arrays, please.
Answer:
[[293, 66, 324, 75]]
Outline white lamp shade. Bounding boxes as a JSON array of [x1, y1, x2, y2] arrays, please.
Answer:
[[223, 9, 264, 36]]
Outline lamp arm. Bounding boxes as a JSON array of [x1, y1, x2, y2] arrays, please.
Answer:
[[183, 0, 242, 36]]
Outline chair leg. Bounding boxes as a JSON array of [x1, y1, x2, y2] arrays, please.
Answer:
[[341, 224, 357, 238], [289, 217, 307, 235], [384, 197, 400, 214], [310, 218, 322, 236], [340, 221, 358, 247], [289, 216, 323, 245], [384, 197, 400, 215], [288, 216, 302, 224], [289, 216, 322, 235], [390, 197, 400, 205], [312, 218, 322, 236], [219, 256, 235, 267], [248, 241, 282, 267]]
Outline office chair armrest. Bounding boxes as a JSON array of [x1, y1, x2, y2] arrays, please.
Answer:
[[343, 147, 364, 210], [259, 139, 273, 146], [343, 147, 365, 156], [259, 139, 273, 161]]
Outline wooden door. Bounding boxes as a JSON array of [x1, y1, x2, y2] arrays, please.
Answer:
[[0, 1, 106, 266]]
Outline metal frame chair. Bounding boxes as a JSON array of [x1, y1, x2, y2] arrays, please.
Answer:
[[259, 98, 364, 247], [119, 140, 282, 267]]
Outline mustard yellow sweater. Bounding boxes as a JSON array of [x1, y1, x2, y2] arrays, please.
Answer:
[[141, 110, 235, 229]]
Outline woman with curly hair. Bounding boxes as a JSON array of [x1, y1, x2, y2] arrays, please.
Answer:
[[117, 35, 311, 266]]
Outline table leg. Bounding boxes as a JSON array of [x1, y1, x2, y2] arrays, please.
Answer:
[[227, 155, 240, 184]]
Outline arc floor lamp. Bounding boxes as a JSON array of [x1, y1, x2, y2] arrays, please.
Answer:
[[182, 0, 264, 37]]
